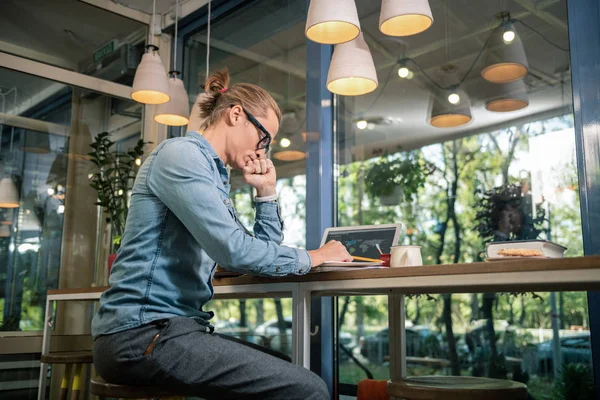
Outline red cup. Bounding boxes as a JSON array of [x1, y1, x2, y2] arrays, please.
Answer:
[[380, 253, 391, 267]]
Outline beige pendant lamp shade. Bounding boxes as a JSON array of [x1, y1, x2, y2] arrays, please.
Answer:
[[428, 88, 472, 128], [485, 80, 529, 112], [0, 178, 19, 208], [273, 146, 307, 162], [273, 115, 306, 161], [481, 25, 529, 83], [154, 72, 191, 126], [187, 93, 209, 132], [131, 45, 170, 105], [379, 0, 434, 37], [327, 33, 378, 96], [306, 0, 360, 44]]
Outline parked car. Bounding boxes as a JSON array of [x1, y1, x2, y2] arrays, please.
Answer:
[[537, 332, 592, 375], [359, 327, 434, 365]]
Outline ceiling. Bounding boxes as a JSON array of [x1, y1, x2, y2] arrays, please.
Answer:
[[0, 0, 145, 71], [185, 0, 572, 167], [113, 0, 190, 15], [0, 0, 574, 176]]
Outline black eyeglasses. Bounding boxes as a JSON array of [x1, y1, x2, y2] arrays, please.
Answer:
[[243, 109, 272, 153]]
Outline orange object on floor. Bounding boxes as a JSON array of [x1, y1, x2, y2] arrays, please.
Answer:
[[357, 379, 390, 400]]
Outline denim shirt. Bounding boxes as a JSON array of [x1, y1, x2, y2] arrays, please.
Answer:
[[91, 132, 311, 337]]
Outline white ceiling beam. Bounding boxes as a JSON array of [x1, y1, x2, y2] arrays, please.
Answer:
[[78, 0, 152, 24], [0, 41, 76, 71], [0, 52, 131, 100], [0, 113, 69, 136]]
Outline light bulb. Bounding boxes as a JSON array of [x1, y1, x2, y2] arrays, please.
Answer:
[[398, 67, 410, 78], [503, 27, 515, 43], [118, 189, 124, 196], [448, 92, 460, 104], [280, 138, 291, 148], [356, 120, 368, 130], [135, 158, 142, 166]]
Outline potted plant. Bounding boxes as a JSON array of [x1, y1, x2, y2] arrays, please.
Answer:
[[365, 151, 435, 206], [88, 132, 148, 275]]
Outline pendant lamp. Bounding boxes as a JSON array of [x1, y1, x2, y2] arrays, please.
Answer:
[[154, 0, 190, 126], [131, 47, 170, 104], [273, 114, 306, 161], [327, 33, 378, 96], [273, 139, 307, 162], [379, 0, 434, 37], [154, 72, 190, 126], [187, 93, 209, 132], [131, 0, 170, 104], [481, 24, 529, 83], [485, 80, 529, 112], [305, 0, 360, 44], [428, 88, 472, 128]]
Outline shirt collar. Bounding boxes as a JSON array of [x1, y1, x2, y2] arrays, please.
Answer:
[[186, 131, 221, 161]]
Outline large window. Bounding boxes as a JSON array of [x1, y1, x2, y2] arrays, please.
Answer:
[[183, 0, 308, 248], [0, 68, 141, 332], [335, 0, 589, 397]]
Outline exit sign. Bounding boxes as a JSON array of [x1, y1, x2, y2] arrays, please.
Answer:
[[94, 40, 119, 63]]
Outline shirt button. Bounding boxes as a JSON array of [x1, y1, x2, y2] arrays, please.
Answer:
[[223, 199, 227, 205], [276, 267, 281, 272], [223, 181, 227, 185]]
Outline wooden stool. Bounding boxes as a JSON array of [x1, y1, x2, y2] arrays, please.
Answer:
[[387, 376, 528, 400], [40, 351, 93, 400], [90, 376, 188, 400]]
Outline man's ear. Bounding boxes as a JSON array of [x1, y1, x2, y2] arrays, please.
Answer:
[[227, 105, 243, 126]]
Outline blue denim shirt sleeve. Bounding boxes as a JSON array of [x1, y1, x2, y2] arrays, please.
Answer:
[[253, 202, 283, 243], [147, 140, 311, 276]]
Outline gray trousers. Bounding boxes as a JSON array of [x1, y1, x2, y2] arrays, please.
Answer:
[[93, 316, 329, 400]]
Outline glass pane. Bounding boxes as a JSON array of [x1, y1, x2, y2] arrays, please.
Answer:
[[0, 0, 146, 84], [335, 0, 589, 395], [339, 293, 592, 400], [209, 298, 294, 358], [0, 67, 142, 332], [183, 0, 308, 248]]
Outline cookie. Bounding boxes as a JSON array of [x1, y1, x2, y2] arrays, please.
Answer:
[[497, 249, 543, 257]]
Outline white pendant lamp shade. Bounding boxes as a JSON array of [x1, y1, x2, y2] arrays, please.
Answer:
[[274, 117, 306, 161], [379, 0, 434, 37], [481, 26, 529, 83], [0, 178, 20, 208], [131, 46, 170, 105], [485, 80, 529, 112], [273, 145, 307, 162], [327, 33, 378, 96], [428, 88, 472, 128], [187, 93, 209, 132], [154, 73, 191, 126], [306, 0, 360, 44]]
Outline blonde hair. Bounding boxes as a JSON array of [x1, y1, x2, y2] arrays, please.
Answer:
[[198, 68, 281, 130]]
